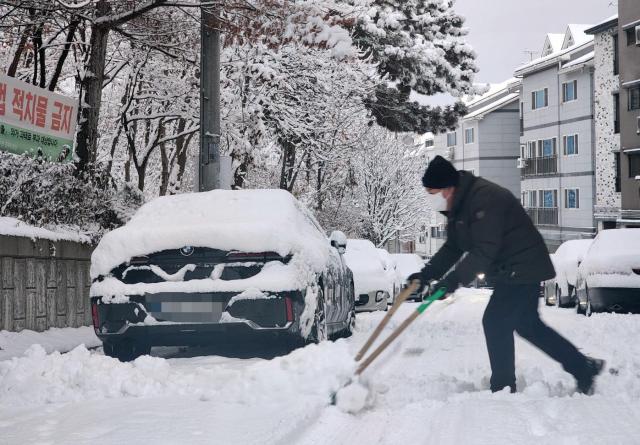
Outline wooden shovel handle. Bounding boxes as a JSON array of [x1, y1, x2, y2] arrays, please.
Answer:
[[354, 281, 419, 361], [356, 309, 421, 375]]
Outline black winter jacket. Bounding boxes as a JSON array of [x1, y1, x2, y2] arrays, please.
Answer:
[[422, 171, 555, 289]]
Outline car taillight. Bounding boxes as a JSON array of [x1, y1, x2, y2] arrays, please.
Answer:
[[633, 269, 640, 275], [285, 296, 294, 322], [91, 303, 100, 329]]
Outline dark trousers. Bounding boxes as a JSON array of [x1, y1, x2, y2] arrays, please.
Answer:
[[482, 282, 588, 392]]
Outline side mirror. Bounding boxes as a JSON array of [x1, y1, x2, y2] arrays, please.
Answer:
[[329, 230, 348, 254]]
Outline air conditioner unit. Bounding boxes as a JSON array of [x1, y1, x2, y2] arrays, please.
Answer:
[[636, 25, 640, 45], [517, 157, 528, 168]]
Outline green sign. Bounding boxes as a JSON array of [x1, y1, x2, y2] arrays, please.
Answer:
[[0, 122, 72, 162], [0, 73, 77, 162]]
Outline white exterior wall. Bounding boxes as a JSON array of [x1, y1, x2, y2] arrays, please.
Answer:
[[519, 52, 596, 250]]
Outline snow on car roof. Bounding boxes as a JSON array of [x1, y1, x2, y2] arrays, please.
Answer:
[[344, 239, 390, 295], [391, 253, 424, 281], [555, 239, 593, 261], [90, 189, 330, 278], [581, 229, 640, 277]]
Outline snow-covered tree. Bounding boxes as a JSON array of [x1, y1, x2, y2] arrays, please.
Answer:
[[351, 0, 479, 134]]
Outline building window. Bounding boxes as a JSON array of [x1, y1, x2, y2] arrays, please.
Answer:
[[464, 128, 474, 144], [626, 28, 637, 46], [615, 152, 621, 192], [538, 138, 556, 157], [562, 80, 577, 102], [446, 132, 457, 147], [629, 86, 640, 111], [563, 134, 579, 155], [565, 188, 580, 209], [425, 139, 434, 148], [613, 34, 619, 75], [527, 141, 536, 158], [630, 153, 640, 178], [614, 93, 620, 134], [532, 88, 549, 110], [539, 189, 557, 208]]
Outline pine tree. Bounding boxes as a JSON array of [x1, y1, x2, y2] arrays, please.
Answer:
[[351, 0, 479, 134]]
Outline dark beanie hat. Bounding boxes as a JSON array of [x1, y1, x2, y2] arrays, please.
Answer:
[[422, 155, 459, 188]]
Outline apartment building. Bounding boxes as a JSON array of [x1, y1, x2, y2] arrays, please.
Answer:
[[515, 25, 597, 250], [420, 81, 522, 257], [618, 0, 640, 226]]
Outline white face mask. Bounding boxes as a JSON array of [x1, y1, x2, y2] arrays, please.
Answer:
[[425, 191, 448, 211]]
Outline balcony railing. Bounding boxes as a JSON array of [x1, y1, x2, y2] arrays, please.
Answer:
[[526, 207, 559, 226], [520, 155, 558, 178]]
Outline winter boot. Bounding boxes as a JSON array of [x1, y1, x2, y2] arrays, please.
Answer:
[[575, 357, 605, 395]]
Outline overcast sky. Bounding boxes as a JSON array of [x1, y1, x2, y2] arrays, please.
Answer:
[[454, 0, 617, 85]]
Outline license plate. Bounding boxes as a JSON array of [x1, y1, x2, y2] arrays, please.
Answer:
[[150, 301, 224, 323]]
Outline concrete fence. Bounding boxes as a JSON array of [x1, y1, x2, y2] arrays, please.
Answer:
[[0, 235, 93, 332]]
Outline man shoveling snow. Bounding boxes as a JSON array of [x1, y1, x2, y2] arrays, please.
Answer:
[[409, 156, 604, 395]]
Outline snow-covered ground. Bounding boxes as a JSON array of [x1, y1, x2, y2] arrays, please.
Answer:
[[2, 288, 640, 444], [0, 326, 101, 362]]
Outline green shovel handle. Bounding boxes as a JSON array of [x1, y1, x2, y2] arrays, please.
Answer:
[[416, 287, 448, 314]]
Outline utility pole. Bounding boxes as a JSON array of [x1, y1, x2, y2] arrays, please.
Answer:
[[199, 2, 221, 191]]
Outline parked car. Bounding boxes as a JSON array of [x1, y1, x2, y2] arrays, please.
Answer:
[[575, 228, 640, 316], [391, 253, 425, 301], [89, 189, 355, 361], [376, 248, 402, 303], [344, 239, 391, 312], [543, 239, 593, 307]]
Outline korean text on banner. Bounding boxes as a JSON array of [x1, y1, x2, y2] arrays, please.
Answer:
[[0, 73, 77, 162]]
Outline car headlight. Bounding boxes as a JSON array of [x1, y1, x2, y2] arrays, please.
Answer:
[[477, 273, 486, 280]]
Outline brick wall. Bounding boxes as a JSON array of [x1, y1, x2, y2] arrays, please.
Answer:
[[0, 235, 93, 332]]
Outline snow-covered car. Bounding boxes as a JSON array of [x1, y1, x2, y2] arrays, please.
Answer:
[[575, 228, 640, 316], [89, 189, 355, 361], [391, 253, 425, 301], [543, 239, 593, 307], [376, 248, 401, 303], [344, 239, 391, 312]]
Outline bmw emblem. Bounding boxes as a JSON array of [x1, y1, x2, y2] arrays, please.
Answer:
[[180, 246, 194, 256]]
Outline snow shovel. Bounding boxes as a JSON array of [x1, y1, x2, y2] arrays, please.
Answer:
[[354, 280, 420, 362], [330, 285, 448, 405]]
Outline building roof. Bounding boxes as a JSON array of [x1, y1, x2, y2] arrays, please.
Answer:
[[514, 24, 594, 77], [542, 34, 564, 57], [562, 24, 594, 49], [585, 14, 618, 34], [463, 77, 518, 107], [560, 50, 595, 71], [464, 93, 518, 120]]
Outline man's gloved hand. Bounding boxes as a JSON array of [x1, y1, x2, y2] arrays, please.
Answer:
[[407, 272, 426, 294]]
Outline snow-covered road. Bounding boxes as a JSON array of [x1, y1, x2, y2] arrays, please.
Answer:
[[2, 288, 640, 445]]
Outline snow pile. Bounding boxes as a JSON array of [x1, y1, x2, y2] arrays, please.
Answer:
[[0, 217, 91, 244], [579, 228, 640, 288], [344, 239, 393, 296], [90, 189, 330, 279], [0, 326, 101, 362], [0, 340, 355, 408], [334, 379, 374, 414]]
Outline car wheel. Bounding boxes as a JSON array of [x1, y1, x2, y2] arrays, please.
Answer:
[[342, 309, 356, 338], [308, 289, 328, 343], [103, 339, 150, 362], [585, 287, 593, 317], [555, 286, 562, 308]]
